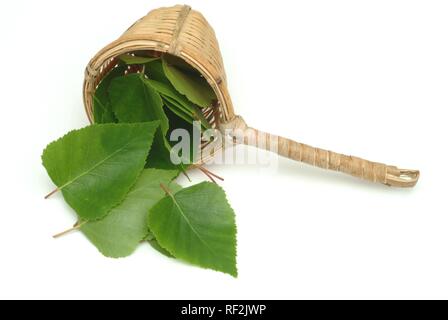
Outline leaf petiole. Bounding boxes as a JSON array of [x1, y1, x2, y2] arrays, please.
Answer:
[[159, 183, 173, 196], [52, 221, 86, 239], [44, 187, 60, 199], [194, 164, 224, 181]]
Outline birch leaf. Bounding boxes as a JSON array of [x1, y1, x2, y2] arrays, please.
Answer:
[[148, 182, 237, 277], [144, 78, 210, 129], [145, 59, 171, 85], [145, 78, 193, 110], [109, 74, 177, 170], [119, 54, 158, 65], [93, 64, 127, 123], [109, 74, 168, 134], [165, 107, 200, 164], [42, 122, 159, 220], [146, 231, 174, 258], [81, 169, 179, 258], [163, 95, 210, 129], [163, 98, 196, 125], [162, 57, 216, 108]]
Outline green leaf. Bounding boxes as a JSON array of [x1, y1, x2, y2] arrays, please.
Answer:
[[145, 183, 182, 258], [165, 107, 200, 164], [145, 59, 171, 85], [163, 54, 201, 74], [148, 182, 237, 277], [163, 98, 196, 125], [109, 74, 177, 169], [162, 95, 210, 130], [80, 169, 179, 258], [162, 57, 216, 108], [109, 74, 168, 135], [146, 231, 174, 258], [143, 78, 210, 130], [42, 122, 159, 220], [144, 62, 210, 129], [145, 78, 192, 109], [142, 78, 205, 127], [93, 64, 127, 123], [119, 54, 158, 65]]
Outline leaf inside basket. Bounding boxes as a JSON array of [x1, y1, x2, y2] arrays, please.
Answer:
[[93, 64, 127, 124], [108, 73, 177, 170], [119, 54, 159, 65], [162, 57, 216, 108]]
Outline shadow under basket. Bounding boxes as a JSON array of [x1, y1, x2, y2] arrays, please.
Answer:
[[83, 4, 419, 188]]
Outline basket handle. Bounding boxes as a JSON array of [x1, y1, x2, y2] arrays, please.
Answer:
[[219, 116, 419, 187]]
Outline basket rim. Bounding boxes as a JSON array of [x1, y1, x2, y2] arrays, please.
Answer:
[[83, 38, 234, 125]]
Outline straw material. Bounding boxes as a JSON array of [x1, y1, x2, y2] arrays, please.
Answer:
[[83, 5, 419, 188], [84, 5, 233, 124], [220, 116, 420, 187]]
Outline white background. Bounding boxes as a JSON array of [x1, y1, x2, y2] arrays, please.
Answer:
[[0, 0, 447, 299]]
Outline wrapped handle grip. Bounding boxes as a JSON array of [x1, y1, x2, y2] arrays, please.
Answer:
[[220, 116, 419, 188]]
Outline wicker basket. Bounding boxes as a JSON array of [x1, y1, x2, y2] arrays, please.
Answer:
[[83, 5, 419, 188]]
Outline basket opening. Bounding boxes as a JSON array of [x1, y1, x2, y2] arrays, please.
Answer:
[[90, 49, 224, 163], [94, 50, 222, 130]]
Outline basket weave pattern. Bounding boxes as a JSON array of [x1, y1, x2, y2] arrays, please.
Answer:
[[84, 5, 233, 123], [83, 5, 419, 188]]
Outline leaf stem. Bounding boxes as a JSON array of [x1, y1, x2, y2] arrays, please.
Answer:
[[52, 221, 85, 239], [181, 168, 191, 182], [192, 164, 224, 182], [199, 167, 216, 183], [200, 166, 224, 181], [160, 183, 173, 196], [44, 187, 60, 199]]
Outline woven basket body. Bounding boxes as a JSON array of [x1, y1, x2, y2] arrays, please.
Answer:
[[84, 5, 233, 124], [83, 5, 419, 188]]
